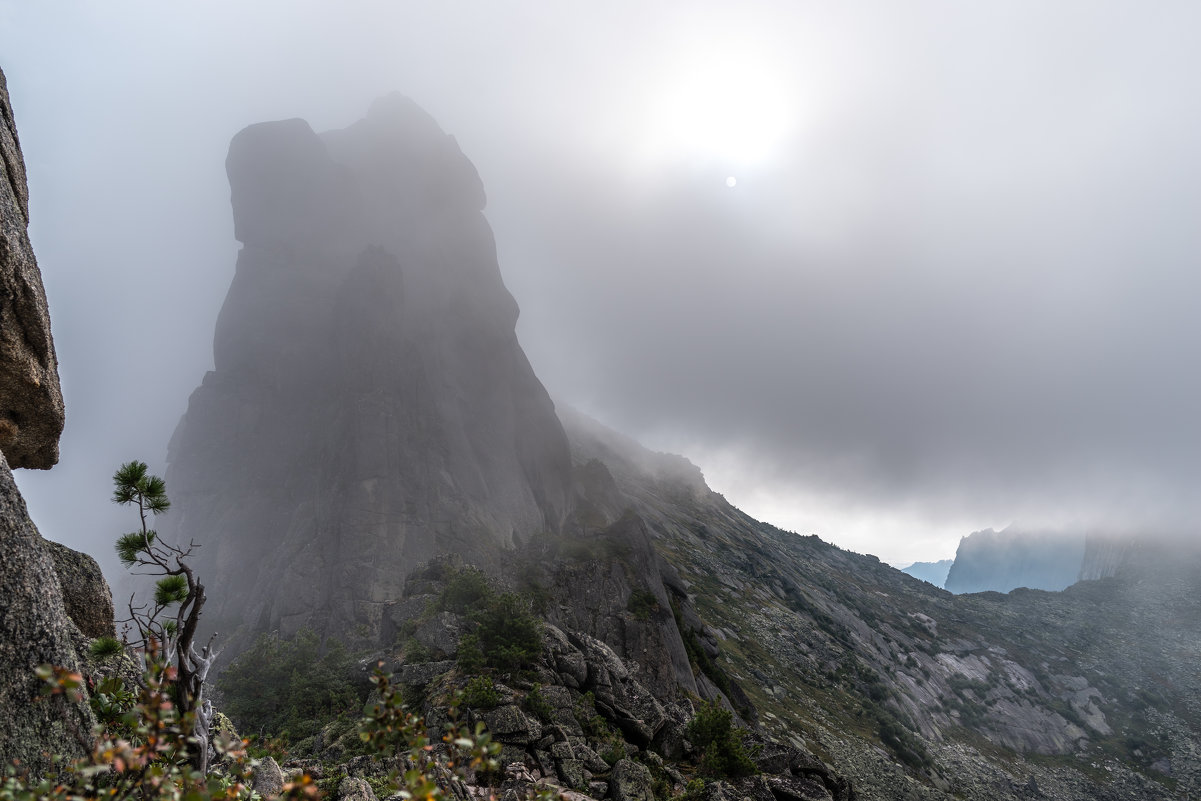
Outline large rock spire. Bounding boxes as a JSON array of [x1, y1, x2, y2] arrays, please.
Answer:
[[165, 96, 573, 640]]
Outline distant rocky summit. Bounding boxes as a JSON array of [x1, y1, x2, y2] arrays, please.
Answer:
[[944, 525, 1086, 594], [164, 96, 574, 642], [159, 96, 1201, 801], [899, 559, 952, 587]]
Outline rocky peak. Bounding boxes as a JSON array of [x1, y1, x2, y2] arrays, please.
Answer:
[[165, 97, 573, 642], [944, 525, 1087, 594]]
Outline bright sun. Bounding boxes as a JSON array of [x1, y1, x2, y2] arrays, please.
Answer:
[[645, 47, 794, 168]]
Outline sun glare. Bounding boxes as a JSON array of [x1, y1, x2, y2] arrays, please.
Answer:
[[645, 47, 794, 168]]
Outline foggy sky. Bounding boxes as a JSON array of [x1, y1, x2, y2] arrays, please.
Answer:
[[3, 0, 1200, 573]]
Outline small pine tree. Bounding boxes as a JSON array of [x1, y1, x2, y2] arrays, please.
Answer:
[[686, 700, 757, 778], [112, 460, 217, 774]]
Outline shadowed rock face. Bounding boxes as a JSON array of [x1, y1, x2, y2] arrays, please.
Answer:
[[0, 68, 63, 469], [0, 65, 93, 771], [0, 454, 96, 769], [43, 539, 116, 640], [165, 96, 573, 641]]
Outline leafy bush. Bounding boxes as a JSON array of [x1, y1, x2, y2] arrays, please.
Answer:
[[627, 589, 659, 620], [573, 691, 625, 763], [461, 676, 502, 709], [574, 691, 613, 739], [524, 683, 554, 723], [432, 565, 542, 673], [469, 593, 543, 672], [217, 628, 366, 743], [1, 643, 255, 800], [456, 633, 486, 673], [403, 637, 436, 664], [878, 717, 932, 771], [3, 650, 507, 801], [677, 778, 707, 801], [440, 567, 493, 614], [685, 701, 757, 778]]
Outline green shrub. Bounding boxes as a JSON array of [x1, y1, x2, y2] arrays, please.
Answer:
[[524, 683, 554, 722], [403, 637, 436, 664], [686, 701, 756, 778], [676, 778, 707, 801], [461, 676, 502, 709], [440, 567, 493, 613], [878, 718, 932, 771], [457, 633, 486, 673], [3, 656, 505, 801], [574, 691, 612, 738], [628, 589, 659, 620], [600, 740, 627, 767], [89, 636, 124, 659], [466, 592, 543, 672], [217, 628, 366, 744]]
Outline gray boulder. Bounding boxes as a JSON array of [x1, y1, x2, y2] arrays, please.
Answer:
[[481, 705, 541, 745], [252, 756, 285, 798], [395, 660, 454, 686], [43, 538, 116, 639], [412, 612, 463, 659], [609, 759, 654, 801], [336, 777, 378, 801], [556, 758, 591, 791], [763, 773, 838, 801]]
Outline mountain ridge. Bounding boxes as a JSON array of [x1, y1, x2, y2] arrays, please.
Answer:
[[152, 97, 1201, 801]]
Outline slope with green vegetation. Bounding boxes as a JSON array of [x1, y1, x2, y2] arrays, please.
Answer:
[[554, 408, 1201, 801]]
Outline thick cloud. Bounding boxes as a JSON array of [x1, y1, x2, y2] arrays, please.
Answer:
[[4, 1, 1200, 569]]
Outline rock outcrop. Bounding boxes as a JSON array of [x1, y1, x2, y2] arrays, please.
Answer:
[[0, 65, 93, 773], [0, 67, 64, 470], [0, 454, 96, 770], [1077, 533, 1135, 582], [552, 411, 1196, 800], [313, 614, 853, 801], [164, 96, 573, 642], [43, 538, 116, 639]]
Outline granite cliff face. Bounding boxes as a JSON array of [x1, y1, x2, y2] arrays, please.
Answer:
[[0, 68, 63, 469], [165, 96, 573, 641], [0, 65, 95, 771]]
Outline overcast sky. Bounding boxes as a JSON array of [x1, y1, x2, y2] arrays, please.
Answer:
[[3, 1, 1200, 574]]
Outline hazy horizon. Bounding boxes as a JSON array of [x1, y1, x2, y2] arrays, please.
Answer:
[[4, 1, 1201, 576]]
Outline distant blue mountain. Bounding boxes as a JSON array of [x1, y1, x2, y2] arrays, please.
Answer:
[[900, 558, 953, 587], [944, 526, 1086, 594]]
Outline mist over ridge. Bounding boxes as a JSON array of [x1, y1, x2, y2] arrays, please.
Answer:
[[3, 1, 1201, 572], [2, 10, 1201, 799], [162, 96, 573, 639]]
